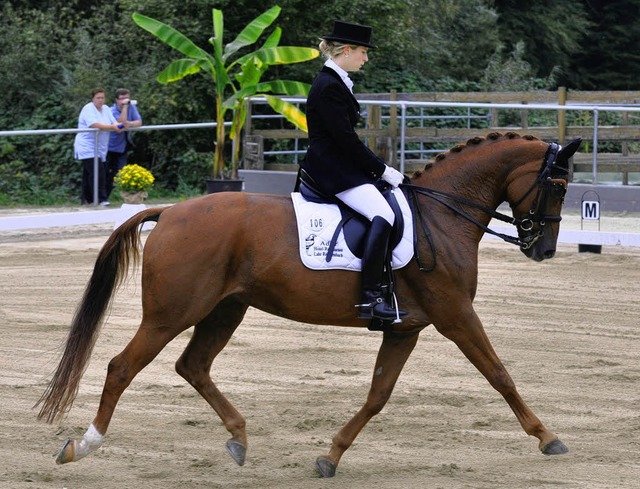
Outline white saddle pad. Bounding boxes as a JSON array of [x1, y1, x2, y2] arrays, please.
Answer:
[[291, 188, 414, 271]]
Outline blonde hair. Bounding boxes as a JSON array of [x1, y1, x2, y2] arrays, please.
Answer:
[[319, 40, 354, 60]]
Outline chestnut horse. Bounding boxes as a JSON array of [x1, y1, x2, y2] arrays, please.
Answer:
[[36, 132, 581, 478]]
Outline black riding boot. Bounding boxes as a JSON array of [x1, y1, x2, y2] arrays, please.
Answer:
[[357, 216, 407, 321]]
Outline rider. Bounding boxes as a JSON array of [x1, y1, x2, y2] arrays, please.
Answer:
[[300, 20, 407, 322]]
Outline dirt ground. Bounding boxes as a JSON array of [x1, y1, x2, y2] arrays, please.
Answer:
[[1, 213, 639, 489]]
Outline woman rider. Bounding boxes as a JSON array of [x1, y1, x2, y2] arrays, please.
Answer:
[[300, 20, 407, 322]]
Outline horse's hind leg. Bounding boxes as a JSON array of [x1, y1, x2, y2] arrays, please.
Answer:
[[174, 298, 249, 466], [55, 322, 181, 464], [316, 331, 420, 477]]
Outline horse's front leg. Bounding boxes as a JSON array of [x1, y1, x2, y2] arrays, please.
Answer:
[[435, 308, 568, 455], [315, 331, 420, 478]]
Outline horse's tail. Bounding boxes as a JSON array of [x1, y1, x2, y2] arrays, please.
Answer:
[[35, 207, 168, 424]]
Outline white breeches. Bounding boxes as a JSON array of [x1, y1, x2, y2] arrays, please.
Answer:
[[335, 184, 395, 225]]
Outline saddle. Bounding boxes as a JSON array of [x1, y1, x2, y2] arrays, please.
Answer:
[[297, 169, 405, 261], [294, 170, 412, 332]]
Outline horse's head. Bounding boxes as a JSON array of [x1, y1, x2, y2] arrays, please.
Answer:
[[507, 138, 581, 261]]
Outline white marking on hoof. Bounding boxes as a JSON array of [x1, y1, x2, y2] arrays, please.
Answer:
[[57, 424, 104, 464]]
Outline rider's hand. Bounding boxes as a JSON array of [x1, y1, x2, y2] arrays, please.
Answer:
[[381, 165, 404, 188]]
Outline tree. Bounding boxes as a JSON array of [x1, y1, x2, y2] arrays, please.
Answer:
[[0, 4, 75, 122], [568, 0, 640, 89], [401, 0, 500, 83], [133, 5, 319, 179], [481, 41, 548, 90], [494, 0, 591, 86]]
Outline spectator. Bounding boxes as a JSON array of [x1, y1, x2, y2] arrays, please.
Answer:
[[73, 87, 121, 205], [106, 88, 143, 198]]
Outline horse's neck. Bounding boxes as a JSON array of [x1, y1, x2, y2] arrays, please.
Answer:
[[417, 151, 508, 215]]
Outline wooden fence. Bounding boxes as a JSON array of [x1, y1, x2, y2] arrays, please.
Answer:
[[245, 88, 640, 185]]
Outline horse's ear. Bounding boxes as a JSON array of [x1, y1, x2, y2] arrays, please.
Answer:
[[556, 138, 582, 170]]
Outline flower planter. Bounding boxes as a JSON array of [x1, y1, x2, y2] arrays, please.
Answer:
[[115, 164, 154, 203], [205, 178, 244, 194], [120, 190, 148, 204]]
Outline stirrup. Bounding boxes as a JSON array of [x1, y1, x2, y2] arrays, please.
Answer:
[[356, 297, 407, 323]]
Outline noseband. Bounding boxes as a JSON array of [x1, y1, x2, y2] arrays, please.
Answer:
[[402, 142, 568, 269]]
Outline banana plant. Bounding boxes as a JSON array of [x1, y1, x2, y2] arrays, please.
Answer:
[[133, 6, 319, 180]]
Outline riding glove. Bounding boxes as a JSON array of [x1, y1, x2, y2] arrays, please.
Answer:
[[381, 165, 404, 188]]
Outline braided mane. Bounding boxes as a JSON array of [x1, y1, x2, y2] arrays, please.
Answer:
[[411, 131, 540, 179]]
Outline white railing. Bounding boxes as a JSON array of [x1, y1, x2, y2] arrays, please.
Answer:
[[0, 122, 225, 205], [2, 99, 640, 205], [249, 97, 640, 183]]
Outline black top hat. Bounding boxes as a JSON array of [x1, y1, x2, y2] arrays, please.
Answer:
[[321, 20, 377, 49]]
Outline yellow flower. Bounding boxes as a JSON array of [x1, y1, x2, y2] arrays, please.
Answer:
[[114, 164, 155, 193]]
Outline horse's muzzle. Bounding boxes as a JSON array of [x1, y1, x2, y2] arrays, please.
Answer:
[[522, 247, 555, 262], [521, 238, 557, 261]]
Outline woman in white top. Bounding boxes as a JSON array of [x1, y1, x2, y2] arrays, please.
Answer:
[[73, 88, 122, 205]]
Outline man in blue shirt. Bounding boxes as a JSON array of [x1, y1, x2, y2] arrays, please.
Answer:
[[106, 88, 143, 198]]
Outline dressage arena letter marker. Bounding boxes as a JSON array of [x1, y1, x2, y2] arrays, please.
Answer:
[[579, 191, 602, 253], [582, 200, 600, 220]]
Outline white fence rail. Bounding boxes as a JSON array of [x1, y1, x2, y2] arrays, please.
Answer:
[[249, 96, 640, 184], [1, 207, 639, 248], [0, 122, 224, 205], [2, 100, 640, 248]]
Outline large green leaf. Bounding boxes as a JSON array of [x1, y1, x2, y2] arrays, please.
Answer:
[[132, 13, 210, 62], [211, 9, 224, 63], [234, 56, 266, 88], [229, 104, 247, 141], [156, 58, 204, 84], [236, 46, 319, 67], [223, 6, 281, 61], [223, 80, 311, 108], [210, 9, 228, 97], [261, 27, 282, 50], [265, 95, 308, 133], [258, 80, 312, 96], [229, 47, 317, 93]]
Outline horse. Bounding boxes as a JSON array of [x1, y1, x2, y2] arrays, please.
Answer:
[[36, 131, 581, 478]]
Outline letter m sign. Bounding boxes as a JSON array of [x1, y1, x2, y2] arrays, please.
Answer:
[[582, 201, 600, 220]]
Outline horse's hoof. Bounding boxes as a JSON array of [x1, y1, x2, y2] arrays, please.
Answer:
[[315, 456, 337, 478], [541, 438, 569, 455], [225, 439, 246, 466], [55, 439, 75, 465]]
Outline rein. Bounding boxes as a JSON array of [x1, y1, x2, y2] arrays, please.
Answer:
[[403, 184, 525, 246], [401, 142, 567, 271]]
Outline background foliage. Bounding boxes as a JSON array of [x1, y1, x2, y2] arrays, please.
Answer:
[[2, 0, 639, 204]]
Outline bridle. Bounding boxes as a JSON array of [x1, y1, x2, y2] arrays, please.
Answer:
[[507, 142, 568, 249], [401, 142, 568, 271]]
